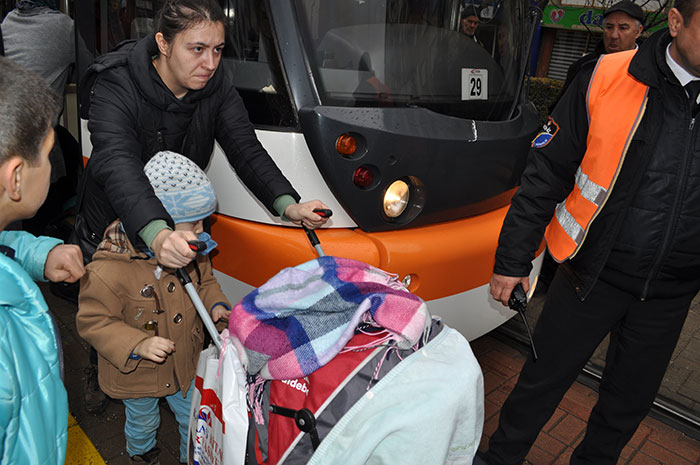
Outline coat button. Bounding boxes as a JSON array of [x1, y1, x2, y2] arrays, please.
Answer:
[[173, 313, 183, 324], [140, 285, 154, 298], [166, 383, 170, 388], [168, 282, 176, 293]]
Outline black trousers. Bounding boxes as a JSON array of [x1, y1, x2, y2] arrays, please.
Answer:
[[485, 269, 692, 465]]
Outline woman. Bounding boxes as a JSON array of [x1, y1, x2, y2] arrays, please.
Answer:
[[75, 0, 329, 417], [76, 0, 329, 269]]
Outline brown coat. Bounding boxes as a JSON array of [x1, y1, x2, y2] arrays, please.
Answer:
[[76, 228, 230, 399]]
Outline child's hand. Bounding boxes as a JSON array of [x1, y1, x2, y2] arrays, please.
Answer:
[[134, 337, 175, 363], [45, 244, 85, 283], [212, 306, 231, 323]]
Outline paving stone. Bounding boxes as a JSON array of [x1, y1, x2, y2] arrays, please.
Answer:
[[552, 446, 574, 465], [483, 369, 509, 395], [645, 416, 683, 445], [543, 408, 567, 434], [677, 370, 700, 405], [484, 399, 501, 422], [487, 386, 510, 407], [673, 434, 700, 463], [525, 444, 555, 465], [627, 451, 662, 464], [627, 423, 652, 450], [479, 347, 525, 378], [549, 413, 586, 446], [640, 439, 694, 465], [658, 363, 691, 397], [533, 432, 567, 458], [620, 443, 636, 461], [482, 414, 500, 440], [558, 388, 595, 422]]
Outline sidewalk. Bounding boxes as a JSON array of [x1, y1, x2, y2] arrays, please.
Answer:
[[472, 333, 700, 464]]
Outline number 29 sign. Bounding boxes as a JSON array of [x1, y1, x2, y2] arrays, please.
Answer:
[[461, 68, 488, 101]]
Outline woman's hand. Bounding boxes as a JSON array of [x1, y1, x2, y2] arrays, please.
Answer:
[[151, 229, 197, 268], [284, 200, 331, 230], [133, 336, 175, 363]]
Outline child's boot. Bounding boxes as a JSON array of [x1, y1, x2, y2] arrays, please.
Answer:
[[129, 446, 161, 465]]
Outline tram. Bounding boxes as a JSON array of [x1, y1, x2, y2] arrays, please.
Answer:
[[75, 0, 544, 340]]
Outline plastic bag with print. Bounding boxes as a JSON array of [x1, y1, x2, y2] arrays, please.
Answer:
[[188, 329, 248, 465]]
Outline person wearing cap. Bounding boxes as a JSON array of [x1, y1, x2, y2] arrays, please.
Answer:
[[481, 0, 700, 462], [547, 0, 644, 115], [541, 0, 645, 286], [77, 151, 233, 465], [461, 6, 484, 46]]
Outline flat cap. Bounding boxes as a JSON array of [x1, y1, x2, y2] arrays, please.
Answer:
[[604, 0, 645, 24]]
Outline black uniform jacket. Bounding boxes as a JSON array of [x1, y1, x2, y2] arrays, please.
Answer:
[[495, 30, 700, 300], [76, 35, 300, 253]]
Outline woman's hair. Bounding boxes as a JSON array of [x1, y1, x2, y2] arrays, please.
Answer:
[[0, 57, 59, 166], [155, 0, 227, 42]]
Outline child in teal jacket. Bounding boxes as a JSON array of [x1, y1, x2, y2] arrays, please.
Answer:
[[0, 57, 84, 465]]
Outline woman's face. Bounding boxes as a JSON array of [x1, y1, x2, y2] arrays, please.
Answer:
[[155, 21, 225, 98]]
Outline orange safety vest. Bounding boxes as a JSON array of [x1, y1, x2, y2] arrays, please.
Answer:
[[544, 50, 649, 262]]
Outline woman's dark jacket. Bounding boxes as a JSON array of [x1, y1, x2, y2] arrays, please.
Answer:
[[76, 35, 299, 255], [494, 30, 700, 300]]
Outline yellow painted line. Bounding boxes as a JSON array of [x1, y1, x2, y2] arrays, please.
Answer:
[[66, 413, 107, 465]]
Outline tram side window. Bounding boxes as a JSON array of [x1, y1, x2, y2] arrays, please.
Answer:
[[221, 0, 297, 128]]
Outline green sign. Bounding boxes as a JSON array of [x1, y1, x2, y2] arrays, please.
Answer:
[[542, 5, 666, 32]]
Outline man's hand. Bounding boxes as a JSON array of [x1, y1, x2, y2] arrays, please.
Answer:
[[133, 336, 175, 363], [151, 229, 197, 268], [284, 200, 331, 230], [44, 244, 85, 283], [490, 273, 530, 306]]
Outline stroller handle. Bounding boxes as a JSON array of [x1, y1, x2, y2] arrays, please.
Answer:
[[176, 267, 223, 351], [303, 209, 333, 257]]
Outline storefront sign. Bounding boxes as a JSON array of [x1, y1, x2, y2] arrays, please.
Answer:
[[542, 4, 666, 32]]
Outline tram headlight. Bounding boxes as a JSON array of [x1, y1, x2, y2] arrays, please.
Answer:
[[383, 180, 410, 218]]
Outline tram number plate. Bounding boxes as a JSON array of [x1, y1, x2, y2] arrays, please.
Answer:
[[462, 68, 488, 101]]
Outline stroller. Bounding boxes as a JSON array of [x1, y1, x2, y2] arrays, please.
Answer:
[[185, 218, 484, 465]]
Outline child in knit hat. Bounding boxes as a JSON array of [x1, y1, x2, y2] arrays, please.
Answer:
[[77, 151, 231, 465]]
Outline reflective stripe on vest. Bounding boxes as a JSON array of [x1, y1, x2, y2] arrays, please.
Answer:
[[544, 50, 649, 262]]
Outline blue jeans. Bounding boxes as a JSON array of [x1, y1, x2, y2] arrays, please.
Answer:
[[123, 380, 195, 462]]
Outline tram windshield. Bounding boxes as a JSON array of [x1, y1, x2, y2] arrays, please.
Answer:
[[294, 0, 526, 120]]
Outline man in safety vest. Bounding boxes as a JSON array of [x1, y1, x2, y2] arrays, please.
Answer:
[[541, 1, 646, 288], [482, 0, 700, 463], [573, 1, 644, 79]]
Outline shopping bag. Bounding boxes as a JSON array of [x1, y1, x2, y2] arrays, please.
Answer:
[[188, 330, 248, 465]]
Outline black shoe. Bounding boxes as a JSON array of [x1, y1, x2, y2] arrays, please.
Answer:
[[83, 364, 109, 414], [129, 447, 161, 465]]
